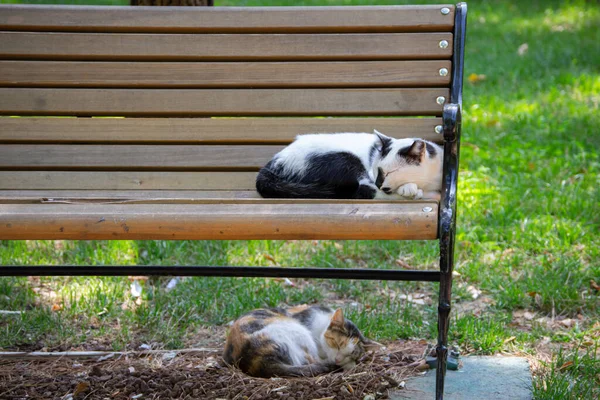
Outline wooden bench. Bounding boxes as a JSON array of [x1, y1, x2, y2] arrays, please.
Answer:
[[0, 3, 466, 399]]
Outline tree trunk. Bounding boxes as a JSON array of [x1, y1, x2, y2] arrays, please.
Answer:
[[130, 0, 213, 5]]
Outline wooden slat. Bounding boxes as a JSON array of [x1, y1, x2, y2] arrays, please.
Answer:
[[0, 60, 452, 88], [0, 202, 439, 240], [0, 190, 263, 203], [0, 89, 448, 116], [0, 145, 283, 171], [0, 32, 453, 61], [0, 172, 258, 190], [0, 190, 443, 204], [0, 5, 455, 33], [0, 118, 444, 144]]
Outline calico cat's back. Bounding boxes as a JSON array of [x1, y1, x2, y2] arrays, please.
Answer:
[[223, 305, 377, 378], [223, 307, 331, 377]]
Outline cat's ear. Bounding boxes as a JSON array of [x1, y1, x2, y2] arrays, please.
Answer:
[[362, 338, 384, 352], [374, 130, 393, 156], [330, 308, 345, 329], [373, 129, 392, 146], [406, 139, 426, 157]]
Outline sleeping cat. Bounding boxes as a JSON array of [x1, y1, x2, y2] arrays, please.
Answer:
[[255, 130, 443, 200], [223, 305, 379, 378]]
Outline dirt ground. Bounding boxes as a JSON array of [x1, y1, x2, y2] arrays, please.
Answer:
[[0, 341, 427, 400]]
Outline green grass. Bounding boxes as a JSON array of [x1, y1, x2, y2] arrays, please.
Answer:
[[1, 0, 599, 398]]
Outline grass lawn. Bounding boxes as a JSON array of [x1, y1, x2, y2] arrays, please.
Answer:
[[1, 0, 599, 398]]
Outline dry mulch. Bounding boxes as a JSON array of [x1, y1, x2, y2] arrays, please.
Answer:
[[0, 341, 428, 400]]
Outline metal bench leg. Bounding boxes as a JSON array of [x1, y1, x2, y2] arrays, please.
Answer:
[[435, 102, 461, 400], [436, 241, 454, 400]]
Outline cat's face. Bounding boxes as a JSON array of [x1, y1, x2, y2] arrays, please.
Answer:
[[322, 309, 379, 370], [374, 131, 443, 194]]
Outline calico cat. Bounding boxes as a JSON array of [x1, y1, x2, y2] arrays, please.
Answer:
[[223, 305, 379, 378], [255, 130, 443, 200]]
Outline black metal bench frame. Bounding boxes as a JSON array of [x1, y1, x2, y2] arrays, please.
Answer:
[[1, 4, 466, 399]]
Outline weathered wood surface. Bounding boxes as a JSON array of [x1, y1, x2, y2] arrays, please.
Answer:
[[131, 0, 212, 6], [0, 118, 444, 144], [0, 145, 283, 170], [0, 172, 258, 190], [0, 88, 449, 116], [0, 202, 439, 240], [0, 190, 262, 203], [0, 61, 452, 88], [0, 5, 455, 33], [0, 190, 443, 204], [0, 32, 453, 61]]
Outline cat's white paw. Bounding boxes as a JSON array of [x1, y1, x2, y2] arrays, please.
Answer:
[[397, 183, 421, 198]]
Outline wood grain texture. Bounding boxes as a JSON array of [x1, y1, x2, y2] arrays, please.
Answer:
[[0, 5, 455, 33], [0, 88, 449, 116], [0, 145, 283, 170], [0, 202, 438, 240], [0, 32, 453, 61], [0, 60, 452, 88], [0, 190, 263, 203], [0, 172, 258, 190], [0, 118, 444, 144], [0, 190, 443, 204]]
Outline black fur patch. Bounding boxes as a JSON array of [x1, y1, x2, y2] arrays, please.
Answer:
[[241, 319, 266, 334], [380, 137, 393, 158], [369, 143, 379, 166], [343, 320, 363, 339], [397, 144, 422, 166], [292, 305, 332, 327], [375, 167, 384, 188], [425, 142, 437, 158], [256, 152, 376, 199]]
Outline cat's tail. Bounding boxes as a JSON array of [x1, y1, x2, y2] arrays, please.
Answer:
[[256, 167, 337, 199]]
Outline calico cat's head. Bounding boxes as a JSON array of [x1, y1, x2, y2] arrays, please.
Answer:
[[322, 309, 380, 370], [373, 130, 443, 194]]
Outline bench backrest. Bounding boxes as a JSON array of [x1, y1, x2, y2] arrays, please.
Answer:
[[0, 4, 457, 198]]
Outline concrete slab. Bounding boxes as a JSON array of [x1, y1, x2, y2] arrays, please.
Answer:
[[391, 356, 532, 400]]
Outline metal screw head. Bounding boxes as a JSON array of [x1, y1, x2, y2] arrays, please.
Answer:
[[439, 40, 449, 49], [435, 125, 443, 134], [436, 96, 446, 105], [441, 7, 450, 15], [422, 206, 433, 213], [439, 67, 449, 76]]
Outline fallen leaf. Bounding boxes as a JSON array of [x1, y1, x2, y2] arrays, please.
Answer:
[[524, 311, 535, 320], [466, 285, 482, 300], [51, 303, 62, 312], [127, 276, 149, 281], [263, 253, 277, 264], [468, 73, 486, 83], [517, 43, 529, 56], [73, 381, 90, 396], [590, 280, 600, 292], [395, 259, 413, 269], [559, 318, 575, 328], [558, 361, 573, 371]]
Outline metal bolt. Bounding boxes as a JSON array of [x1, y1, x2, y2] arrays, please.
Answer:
[[423, 206, 433, 213], [439, 40, 449, 49], [435, 125, 443, 134], [436, 96, 446, 105], [441, 7, 450, 15], [439, 67, 449, 76]]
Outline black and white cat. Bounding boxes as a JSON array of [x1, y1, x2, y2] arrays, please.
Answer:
[[256, 130, 443, 200]]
